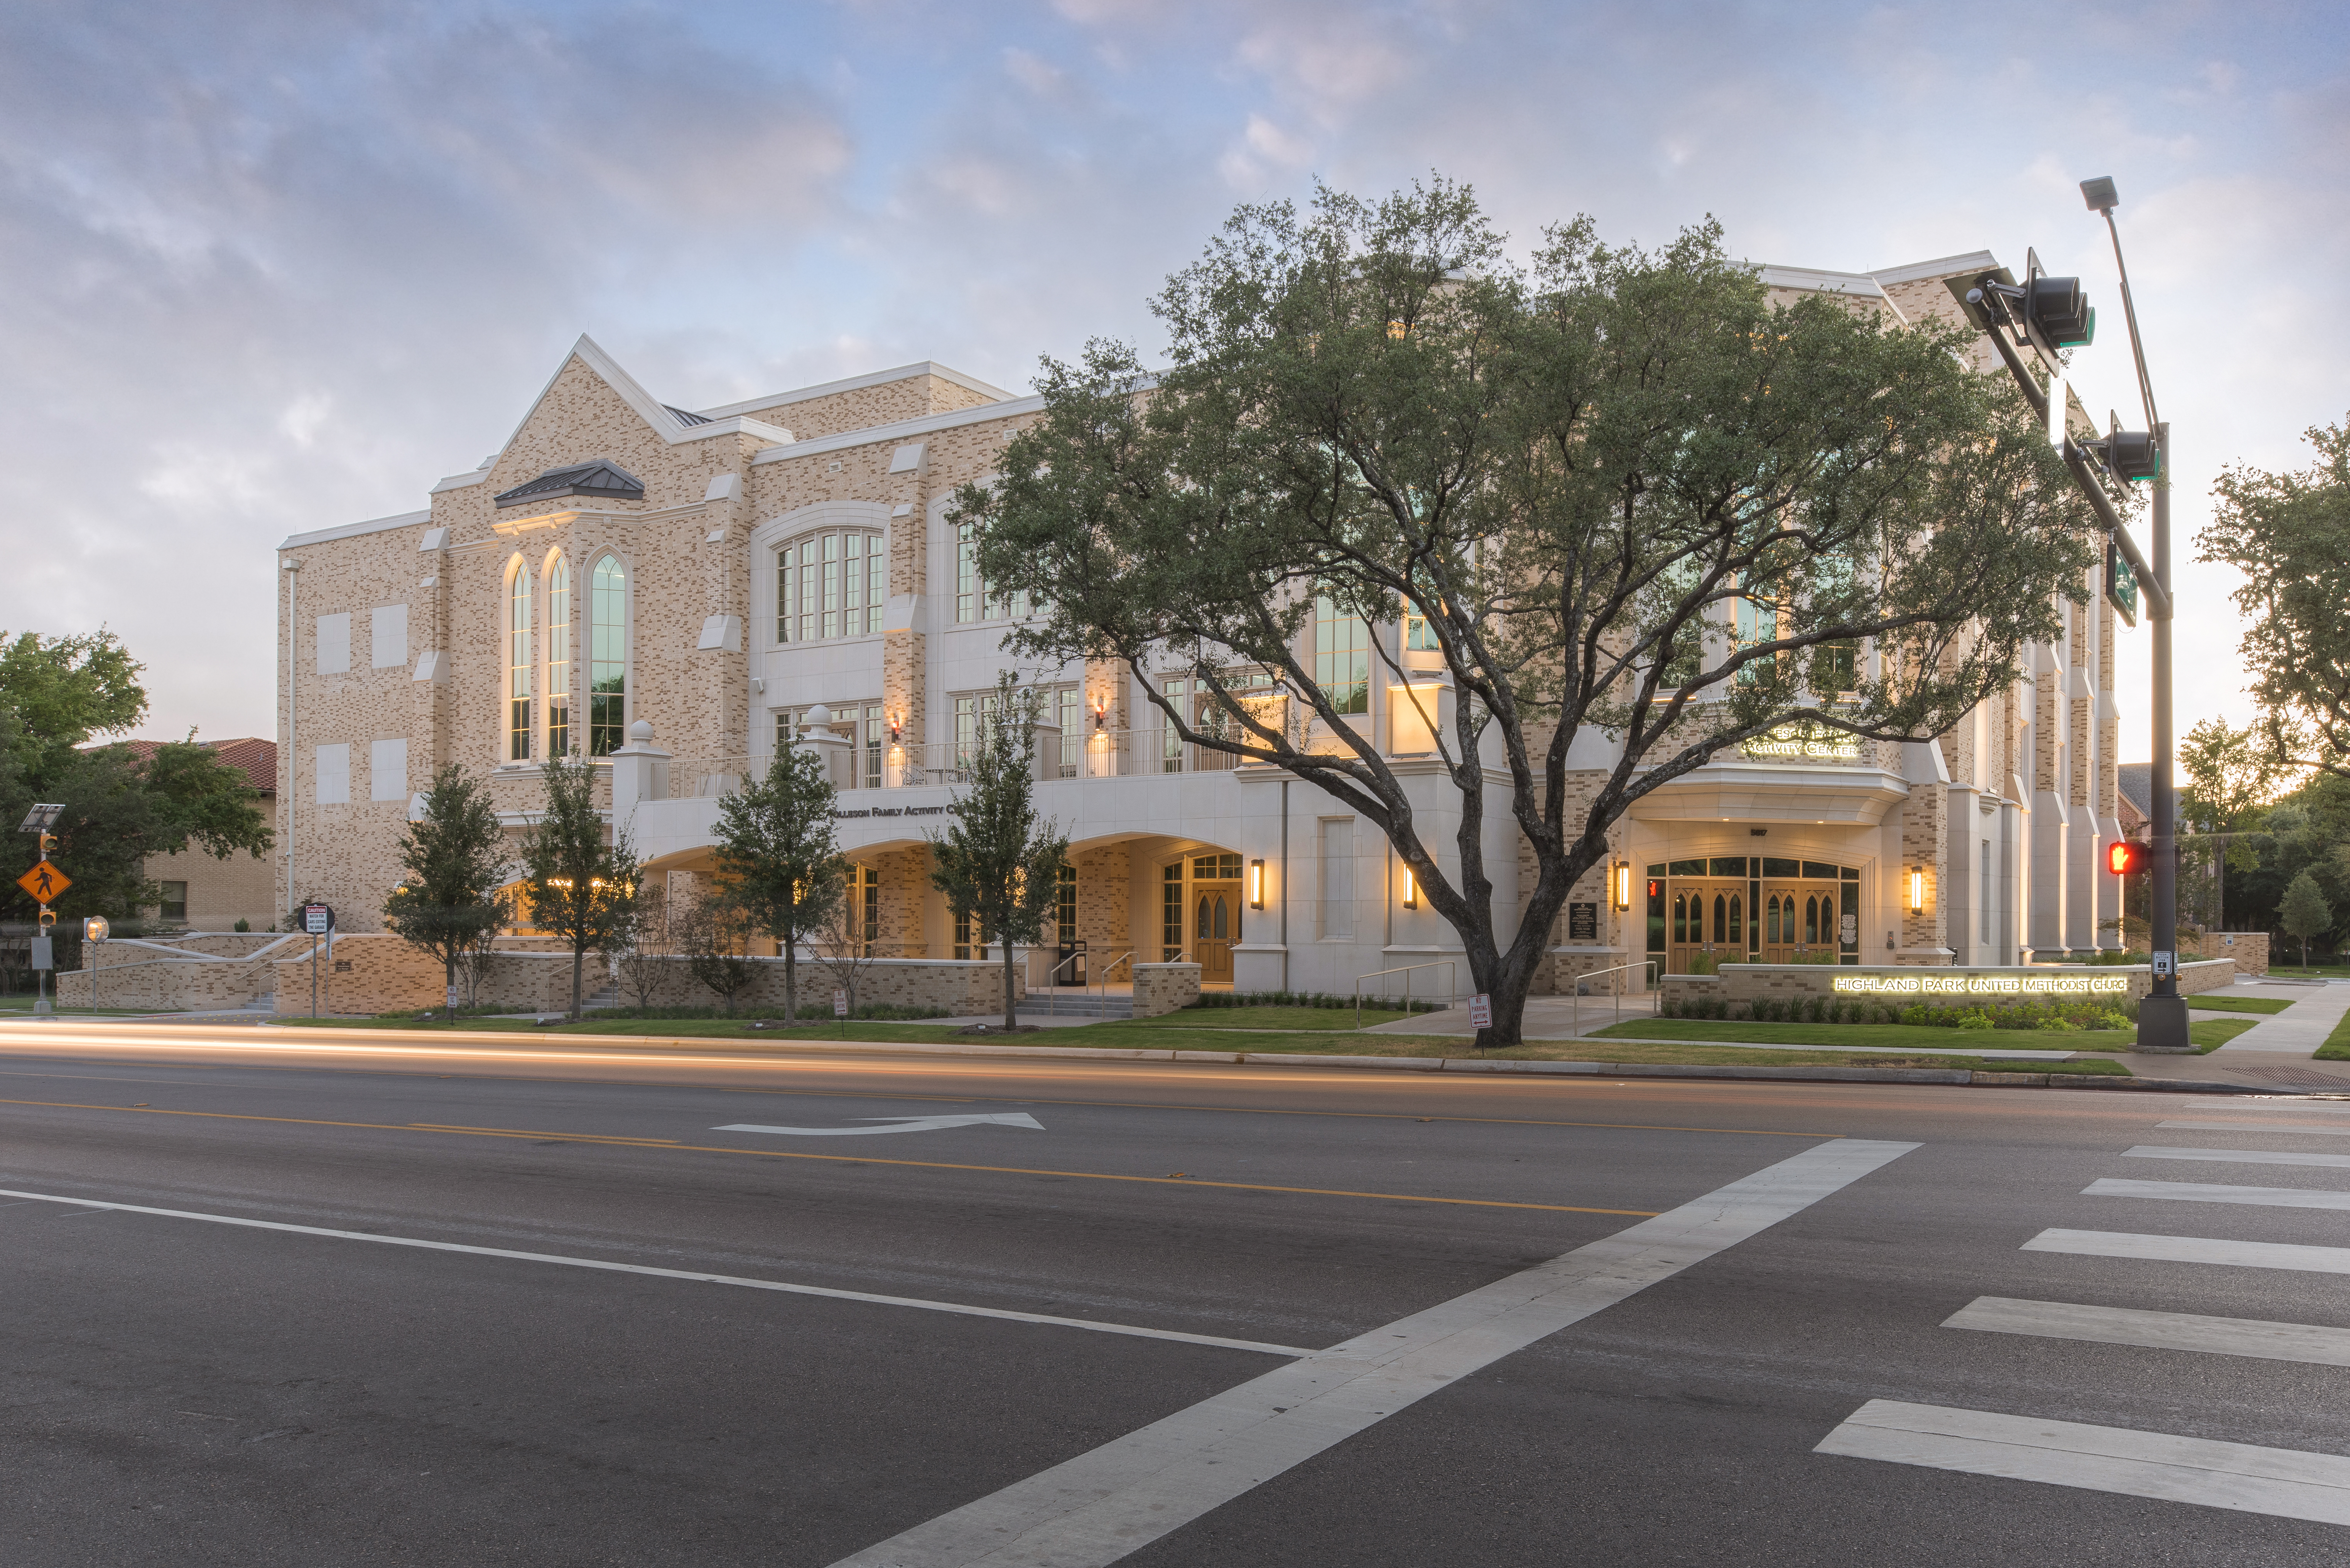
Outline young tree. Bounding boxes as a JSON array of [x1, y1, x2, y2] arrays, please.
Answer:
[[955, 180, 2096, 1046], [712, 745, 844, 1023], [675, 879, 758, 1015], [928, 673, 1069, 1031], [808, 894, 882, 1029], [2203, 414, 2350, 777], [383, 764, 512, 1010], [517, 755, 640, 1021], [2279, 869, 2332, 972], [616, 876, 674, 1010], [2178, 717, 2304, 933]]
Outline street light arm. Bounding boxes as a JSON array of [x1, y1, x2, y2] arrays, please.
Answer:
[[2100, 209, 2161, 436]]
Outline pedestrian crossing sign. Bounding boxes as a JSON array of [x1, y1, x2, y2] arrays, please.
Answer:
[[16, 860, 69, 902]]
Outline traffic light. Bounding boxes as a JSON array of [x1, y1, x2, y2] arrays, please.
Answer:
[[2082, 415, 2161, 484], [2107, 839, 2146, 877], [2024, 274, 2096, 352]]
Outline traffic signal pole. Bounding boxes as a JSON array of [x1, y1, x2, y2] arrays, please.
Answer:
[[2141, 418, 2190, 1049]]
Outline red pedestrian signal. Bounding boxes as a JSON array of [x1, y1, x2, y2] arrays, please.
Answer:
[[2107, 840, 2146, 876]]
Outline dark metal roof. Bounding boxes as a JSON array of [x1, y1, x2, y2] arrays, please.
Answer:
[[493, 459, 647, 509], [2115, 763, 2153, 817], [664, 404, 712, 427]]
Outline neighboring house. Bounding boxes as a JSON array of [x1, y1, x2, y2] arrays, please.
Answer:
[[2115, 762, 2151, 838], [122, 737, 279, 931], [274, 249, 2133, 990]]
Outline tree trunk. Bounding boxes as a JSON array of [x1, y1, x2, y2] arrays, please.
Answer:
[[784, 939, 798, 1024], [1001, 938, 1019, 1032], [569, 947, 584, 1022]]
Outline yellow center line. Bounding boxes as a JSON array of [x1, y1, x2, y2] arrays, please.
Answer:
[[0, 1096, 1663, 1217], [410, 1123, 682, 1144]]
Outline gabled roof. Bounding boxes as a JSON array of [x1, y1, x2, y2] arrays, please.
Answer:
[[493, 458, 647, 509], [111, 737, 277, 795]]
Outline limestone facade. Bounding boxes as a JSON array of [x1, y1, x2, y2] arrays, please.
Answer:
[[273, 251, 2142, 1008]]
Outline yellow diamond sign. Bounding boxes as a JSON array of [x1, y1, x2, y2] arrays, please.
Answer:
[[17, 861, 70, 903]]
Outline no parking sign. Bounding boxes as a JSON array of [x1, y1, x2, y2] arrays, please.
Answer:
[[1468, 993, 1492, 1028]]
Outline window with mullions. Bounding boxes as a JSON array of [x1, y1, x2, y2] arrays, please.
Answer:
[[854, 864, 878, 954], [546, 554, 571, 757], [1056, 865, 1076, 948], [1162, 862, 1184, 960], [1403, 609, 1440, 652], [589, 555, 627, 755], [506, 561, 533, 761], [1313, 594, 1369, 714], [778, 529, 884, 642], [1733, 596, 1774, 686], [954, 520, 1027, 624]]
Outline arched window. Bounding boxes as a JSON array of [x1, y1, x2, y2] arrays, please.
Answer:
[[1313, 593, 1369, 715], [506, 559, 533, 761], [545, 552, 571, 757], [589, 555, 627, 756], [778, 528, 884, 642]]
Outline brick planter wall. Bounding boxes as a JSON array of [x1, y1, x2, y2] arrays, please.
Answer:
[[1132, 962, 1201, 1018]]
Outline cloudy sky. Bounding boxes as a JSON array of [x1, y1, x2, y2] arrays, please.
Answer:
[[3, 0, 2344, 760]]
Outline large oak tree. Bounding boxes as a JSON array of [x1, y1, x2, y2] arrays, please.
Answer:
[[954, 181, 2097, 1047]]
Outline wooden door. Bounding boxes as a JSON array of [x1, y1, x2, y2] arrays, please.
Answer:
[[1193, 883, 1239, 981], [1668, 882, 1746, 973], [1759, 882, 1841, 963]]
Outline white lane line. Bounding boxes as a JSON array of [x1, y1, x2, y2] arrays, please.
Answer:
[[826, 1137, 1920, 1568], [2160, 1120, 2350, 1136], [1945, 1296, 2350, 1367], [713, 1113, 1045, 1138], [2126, 1145, 2350, 1171], [2085, 1177, 2350, 1212], [0, 1187, 1311, 1358], [1815, 1399, 2350, 1524], [2023, 1229, 2350, 1275]]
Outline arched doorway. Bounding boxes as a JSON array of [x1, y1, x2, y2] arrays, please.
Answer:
[[1165, 850, 1244, 983], [1647, 855, 1862, 973]]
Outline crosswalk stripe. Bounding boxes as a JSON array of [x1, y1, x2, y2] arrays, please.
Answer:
[[2085, 1177, 2350, 1211], [2159, 1120, 2350, 1136], [1944, 1296, 2350, 1366], [2022, 1229, 2350, 1275], [2125, 1145, 2350, 1171], [2196, 1100, 2350, 1115], [1815, 1400, 2350, 1524]]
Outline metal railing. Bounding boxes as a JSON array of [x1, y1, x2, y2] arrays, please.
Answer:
[[1094, 949, 1135, 1011], [1040, 948, 1086, 1017], [1354, 959, 1458, 1028], [1566, 959, 1662, 1039]]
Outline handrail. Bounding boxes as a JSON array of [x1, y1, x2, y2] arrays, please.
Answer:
[[1568, 958, 1662, 1039], [1042, 947, 1086, 1017], [1094, 949, 1135, 1012], [1354, 959, 1457, 1028]]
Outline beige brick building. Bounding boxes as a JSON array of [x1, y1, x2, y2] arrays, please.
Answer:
[[275, 251, 2127, 1000], [124, 737, 278, 931]]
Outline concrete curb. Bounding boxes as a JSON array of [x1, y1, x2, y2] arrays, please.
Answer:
[[227, 1022, 2311, 1093]]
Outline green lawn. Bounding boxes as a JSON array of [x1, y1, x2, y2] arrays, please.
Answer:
[[2317, 1010, 2350, 1062], [2186, 996, 2296, 1015], [0, 998, 173, 1017], [2267, 965, 2350, 979], [1123, 1004, 1416, 1032], [2189, 1019, 2258, 1052], [255, 1010, 2132, 1072]]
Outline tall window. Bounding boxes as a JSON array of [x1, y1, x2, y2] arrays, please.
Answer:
[[779, 529, 883, 642], [1162, 862, 1183, 959], [1057, 687, 1083, 777], [954, 520, 1026, 624], [1734, 595, 1774, 686], [1313, 594, 1369, 715], [1403, 607, 1440, 651], [952, 688, 1004, 771], [545, 553, 571, 757], [589, 556, 627, 755], [506, 561, 533, 760], [778, 703, 885, 789], [1057, 864, 1077, 948]]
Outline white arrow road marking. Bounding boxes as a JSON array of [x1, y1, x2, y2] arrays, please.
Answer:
[[713, 1113, 1046, 1138]]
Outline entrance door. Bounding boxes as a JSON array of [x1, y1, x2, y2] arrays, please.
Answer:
[[1759, 882, 1843, 963], [1668, 882, 1746, 974], [1187, 851, 1244, 983]]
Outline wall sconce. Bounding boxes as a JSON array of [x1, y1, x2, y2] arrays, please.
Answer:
[[1249, 859, 1264, 909], [1402, 865, 1418, 909], [1907, 868, 1925, 912], [888, 713, 902, 744], [1611, 862, 1632, 910], [1091, 699, 1107, 731]]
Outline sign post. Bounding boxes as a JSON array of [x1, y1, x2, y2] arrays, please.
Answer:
[[303, 903, 334, 1018], [83, 917, 108, 1012], [17, 805, 67, 1017]]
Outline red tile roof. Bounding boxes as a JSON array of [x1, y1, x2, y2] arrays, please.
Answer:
[[109, 736, 276, 796]]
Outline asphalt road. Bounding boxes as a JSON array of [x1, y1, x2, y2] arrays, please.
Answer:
[[4, 1023, 2348, 1565]]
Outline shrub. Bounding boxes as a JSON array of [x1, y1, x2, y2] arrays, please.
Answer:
[[1955, 1008, 1995, 1030], [233, 918, 251, 932]]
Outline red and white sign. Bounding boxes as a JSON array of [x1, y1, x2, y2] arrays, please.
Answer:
[[833, 989, 849, 1018], [1467, 993, 1492, 1028]]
